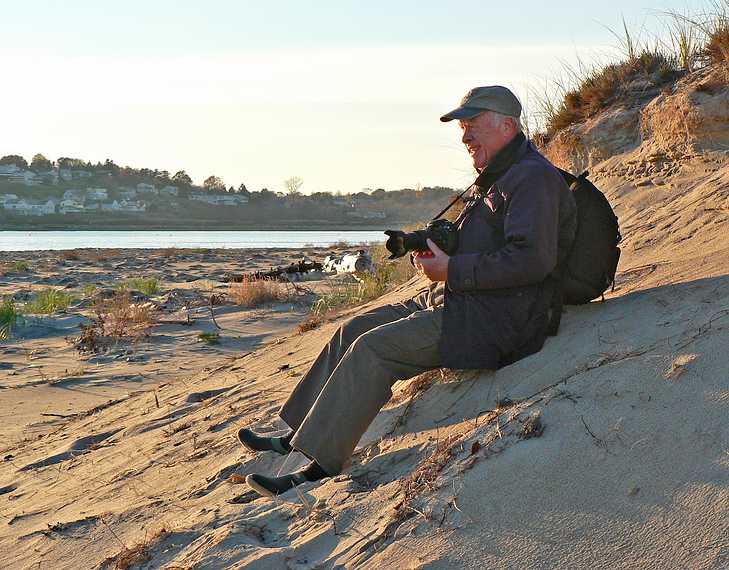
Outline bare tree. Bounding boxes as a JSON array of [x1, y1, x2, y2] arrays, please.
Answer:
[[283, 176, 304, 196]]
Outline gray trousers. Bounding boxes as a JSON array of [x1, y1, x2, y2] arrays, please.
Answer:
[[279, 296, 443, 475]]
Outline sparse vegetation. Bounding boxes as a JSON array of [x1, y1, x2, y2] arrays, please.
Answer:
[[117, 277, 160, 296], [75, 292, 156, 352], [228, 278, 291, 308], [310, 244, 416, 317], [99, 293, 156, 341], [702, 1, 729, 70], [0, 260, 30, 274], [535, 6, 729, 139], [198, 332, 220, 345], [10, 260, 29, 272], [82, 283, 98, 298], [100, 526, 167, 570], [297, 313, 323, 333], [541, 50, 677, 137], [25, 288, 75, 314], [0, 297, 18, 340], [706, 22, 729, 66], [519, 411, 545, 439]]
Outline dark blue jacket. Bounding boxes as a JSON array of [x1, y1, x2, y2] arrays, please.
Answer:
[[439, 137, 577, 369]]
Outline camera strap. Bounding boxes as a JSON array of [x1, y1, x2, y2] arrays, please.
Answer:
[[431, 132, 527, 221], [431, 187, 472, 221]]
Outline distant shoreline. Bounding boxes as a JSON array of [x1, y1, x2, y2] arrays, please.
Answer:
[[0, 222, 393, 232]]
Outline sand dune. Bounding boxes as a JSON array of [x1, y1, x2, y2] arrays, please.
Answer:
[[1, 70, 729, 569]]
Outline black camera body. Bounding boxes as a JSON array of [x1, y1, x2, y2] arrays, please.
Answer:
[[384, 219, 458, 259]]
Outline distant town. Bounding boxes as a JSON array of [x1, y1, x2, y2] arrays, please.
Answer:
[[0, 154, 460, 230]]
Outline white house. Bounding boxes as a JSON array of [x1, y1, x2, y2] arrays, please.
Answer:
[[59, 168, 73, 181], [100, 200, 146, 213], [59, 199, 85, 214], [159, 185, 178, 196], [121, 200, 146, 212], [189, 193, 247, 206], [85, 187, 108, 201], [136, 183, 157, 194], [5, 199, 56, 216], [0, 193, 19, 205]]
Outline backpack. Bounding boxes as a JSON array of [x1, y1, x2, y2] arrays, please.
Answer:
[[557, 169, 622, 305]]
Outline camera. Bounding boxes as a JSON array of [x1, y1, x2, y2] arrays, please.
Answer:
[[384, 219, 458, 259]]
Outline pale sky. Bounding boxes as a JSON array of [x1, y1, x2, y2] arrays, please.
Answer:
[[0, 0, 708, 193]]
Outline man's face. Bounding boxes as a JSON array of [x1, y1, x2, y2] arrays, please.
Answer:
[[459, 112, 513, 171]]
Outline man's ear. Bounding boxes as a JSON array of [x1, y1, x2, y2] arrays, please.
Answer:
[[504, 117, 516, 135]]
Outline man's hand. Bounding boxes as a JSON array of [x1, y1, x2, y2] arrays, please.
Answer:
[[413, 238, 450, 282]]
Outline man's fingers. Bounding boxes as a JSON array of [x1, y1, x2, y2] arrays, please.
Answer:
[[426, 238, 445, 255]]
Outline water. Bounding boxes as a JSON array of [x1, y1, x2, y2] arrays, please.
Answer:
[[0, 230, 387, 251]]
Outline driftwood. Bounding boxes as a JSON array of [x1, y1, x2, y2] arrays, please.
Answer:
[[223, 259, 323, 283]]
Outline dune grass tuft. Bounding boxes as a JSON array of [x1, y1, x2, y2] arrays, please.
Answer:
[[534, 5, 729, 139], [117, 277, 160, 296], [0, 297, 18, 340], [25, 289, 75, 314], [705, 19, 729, 68], [0, 260, 30, 274], [76, 293, 157, 352], [198, 332, 220, 345], [228, 278, 291, 308], [542, 51, 677, 137]]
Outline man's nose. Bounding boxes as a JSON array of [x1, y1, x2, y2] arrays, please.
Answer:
[[461, 129, 471, 144]]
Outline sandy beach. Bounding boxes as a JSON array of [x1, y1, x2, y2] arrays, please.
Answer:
[[1, 52, 729, 570], [0, 245, 364, 451]]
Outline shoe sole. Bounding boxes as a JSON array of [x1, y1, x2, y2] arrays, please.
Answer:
[[245, 474, 277, 498]]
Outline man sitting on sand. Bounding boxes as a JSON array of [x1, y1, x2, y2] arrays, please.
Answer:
[[241, 85, 577, 497]]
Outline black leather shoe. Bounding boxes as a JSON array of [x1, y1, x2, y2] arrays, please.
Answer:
[[245, 471, 310, 497], [246, 461, 329, 498], [237, 428, 292, 455]]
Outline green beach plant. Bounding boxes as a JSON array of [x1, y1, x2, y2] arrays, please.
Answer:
[[117, 277, 160, 296], [198, 332, 221, 345], [10, 261, 29, 272], [0, 260, 30, 275], [25, 289, 75, 314], [0, 297, 18, 340]]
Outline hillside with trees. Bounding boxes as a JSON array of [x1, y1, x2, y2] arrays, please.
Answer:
[[0, 154, 460, 230]]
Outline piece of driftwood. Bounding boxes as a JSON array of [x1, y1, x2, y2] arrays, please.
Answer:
[[224, 259, 323, 283]]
